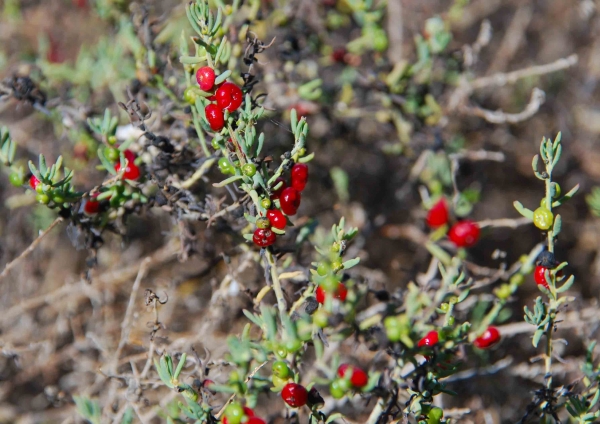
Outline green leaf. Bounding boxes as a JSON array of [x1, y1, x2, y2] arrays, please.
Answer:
[[180, 55, 206, 64], [214, 69, 231, 85], [342, 257, 360, 269], [556, 275, 574, 293], [513, 201, 533, 220], [552, 213, 562, 236], [97, 148, 118, 175], [532, 328, 544, 348], [242, 309, 263, 327], [212, 175, 243, 187]]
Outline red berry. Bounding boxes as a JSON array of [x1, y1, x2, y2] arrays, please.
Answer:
[[337, 364, 369, 388], [29, 175, 41, 190], [473, 326, 501, 349], [205, 104, 225, 131], [534, 265, 550, 289], [418, 330, 439, 348], [270, 178, 287, 200], [267, 209, 287, 230], [115, 161, 141, 180], [331, 47, 347, 63], [281, 383, 308, 408], [84, 199, 101, 215], [216, 82, 244, 112], [196, 66, 216, 91], [426, 199, 449, 228], [315, 283, 348, 304], [291, 163, 309, 192], [279, 187, 301, 216], [123, 149, 136, 163], [448, 220, 480, 248], [246, 418, 266, 424], [253, 228, 276, 248]]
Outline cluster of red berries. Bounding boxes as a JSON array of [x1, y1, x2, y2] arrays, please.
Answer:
[[426, 199, 480, 248], [315, 282, 347, 304], [417, 327, 500, 351], [252, 163, 309, 248], [329, 364, 369, 398], [222, 404, 265, 424], [196, 66, 244, 131]]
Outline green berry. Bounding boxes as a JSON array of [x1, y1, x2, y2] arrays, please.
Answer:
[[439, 303, 449, 312], [261, 198, 272, 209], [107, 135, 117, 145], [242, 163, 257, 177], [331, 260, 343, 272], [272, 374, 289, 388], [275, 345, 288, 359], [427, 406, 444, 424], [321, 275, 339, 292], [211, 138, 221, 150], [447, 316, 455, 326], [329, 380, 346, 399], [316, 262, 330, 276], [223, 403, 245, 424], [35, 193, 50, 204], [533, 207, 553, 230], [313, 309, 328, 328], [52, 193, 65, 204], [256, 217, 270, 229], [183, 87, 198, 105], [104, 147, 120, 162], [510, 273, 525, 286], [9, 172, 24, 187], [336, 376, 352, 392], [272, 361, 291, 379], [218, 157, 234, 174], [386, 325, 402, 342]]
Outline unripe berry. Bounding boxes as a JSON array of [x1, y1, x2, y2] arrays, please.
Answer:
[[533, 207, 553, 230]]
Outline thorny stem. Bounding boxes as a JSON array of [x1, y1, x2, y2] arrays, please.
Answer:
[[543, 147, 555, 391]]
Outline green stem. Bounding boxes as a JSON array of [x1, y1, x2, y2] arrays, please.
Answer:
[[191, 106, 210, 157], [266, 249, 287, 320]]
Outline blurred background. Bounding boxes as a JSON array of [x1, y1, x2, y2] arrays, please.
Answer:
[[0, 0, 599, 423]]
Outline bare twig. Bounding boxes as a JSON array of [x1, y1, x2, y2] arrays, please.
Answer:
[[386, 0, 403, 63], [0, 217, 64, 281], [464, 87, 546, 124]]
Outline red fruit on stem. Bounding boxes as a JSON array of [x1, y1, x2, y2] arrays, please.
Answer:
[[426, 199, 449, 228], [216, 82, 244, 112], [267, 209, 287, 230], [196, 66, 216, 91], [246, 418, 266, 424], [418, 330, 439, 348], [534, 265, 550, 289], [253, 228, 276, 248], [270, 178, 287, 200], [291, 163, 309, 192], [473, 326, 501, 349], [331, 47, 347, 63], [315, 283, 348, 304], [114, 149, 141, 180], [205, 104, 225, 131], [83, 198, 101, 215], [281, 383, 308, 408], [337, 364, 369, 388], [29, 175, 41, 190], [448, 220, 480, 248], [279, 187, 301, 216]]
